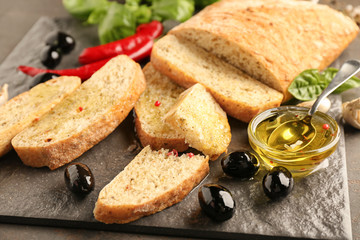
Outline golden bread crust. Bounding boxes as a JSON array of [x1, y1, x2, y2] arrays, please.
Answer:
[[150, 36, 283, 123], [134, 63, 188, 152], [93, 146, 209, 224], [134, 114, 189, 152], [164, 84, 231, 160], [94, 160, 209, 224], [0, 77, 81, 157], [12, 56, 146, 170], [170, 0, 359, 101]]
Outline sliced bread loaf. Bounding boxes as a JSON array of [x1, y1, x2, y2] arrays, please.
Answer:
[[151, 34, 283, 123], [134, 63, 188, 151], [12, 55, 146, 170], [170, 0, 359, 100], [0, 77, 81, 157], [93, 145, 209, 224], [164, 83, 231, 160]]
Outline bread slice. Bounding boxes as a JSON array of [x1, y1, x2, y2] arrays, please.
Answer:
[[170, 0, 359, 100], [164, 83, 231, 160], [12, 55, 146, 170], [151, 34, 283, 123], [0, 77, 81, 157], [93, 145, 209, 224], [134, 63, 188, 151], [0, 84, 8, 106]]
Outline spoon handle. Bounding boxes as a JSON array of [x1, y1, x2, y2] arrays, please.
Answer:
[[309, 60, 360, 116]]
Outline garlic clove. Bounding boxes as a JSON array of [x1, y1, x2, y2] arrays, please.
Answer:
[[0, 84, 8, 106], [296, 97, 331, 113], [342, 97, 360, 129]]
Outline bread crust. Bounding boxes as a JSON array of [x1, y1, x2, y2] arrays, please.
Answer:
[[164, 84, 231, 160], [93, 152, 209, 224], [133, 63, 189, 152], [12, 57, 146, 170], [134, 112, 189, 152], [0, 77, 81, 157], [151, 46, 282, 123], [170, 0, 359, 101]]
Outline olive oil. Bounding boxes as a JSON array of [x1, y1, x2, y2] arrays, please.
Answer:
[[248, 107, 340, 177]]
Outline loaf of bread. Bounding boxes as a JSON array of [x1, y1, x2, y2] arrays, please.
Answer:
[[0, 77, 81, 157], [93, 145, 209, 224], [12, 55, 146, 170], [170, 0, 359, 100], [164, 83, 231, 160], [134, 63, 188, 151], [151, 34, 283, 123]]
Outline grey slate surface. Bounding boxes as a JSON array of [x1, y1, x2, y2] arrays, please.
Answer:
[[0, 17, 353, 240]]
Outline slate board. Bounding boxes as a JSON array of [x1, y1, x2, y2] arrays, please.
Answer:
[[0, 17, 353, 240]]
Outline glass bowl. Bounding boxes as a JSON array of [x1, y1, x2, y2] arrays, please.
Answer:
[[247, 106, 340, 177]]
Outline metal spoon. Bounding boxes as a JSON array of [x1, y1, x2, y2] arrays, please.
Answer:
[[267, 60, 360, 152]]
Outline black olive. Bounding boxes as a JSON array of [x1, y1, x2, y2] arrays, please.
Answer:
[[40, 45, 62, 69], [198, 184, 235, 221], [262, 166, 294, 200], [221, 151, 260, 179], [64, 163, 95, 195], [30, 73, 60, 88], [46, 31, 76, 54]]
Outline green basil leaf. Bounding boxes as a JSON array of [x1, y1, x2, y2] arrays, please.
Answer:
[[62, 0, 108, 21], [322, 67, 338, 83], [289, 67, 360, 101], [134, 5, 152, 24], [86, 2, 110, 25], [322, 67, 360, 94], [126, 0, 141, 11], [123, 0, 151, 25], [64, 0, 218, 45], [151, 0, 195, 23], [288, 69, 326, 101], [98, 2, 137, 44], [195, 0, 219, 9]]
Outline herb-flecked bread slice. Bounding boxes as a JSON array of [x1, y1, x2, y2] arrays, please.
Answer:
[[134, 63, 188, 151], [164, 83, 231, 160], [0, 77, 81, 157], [12, 55, 146, 170], [151, 34, 283, 123], [93, 145, 209, 224]]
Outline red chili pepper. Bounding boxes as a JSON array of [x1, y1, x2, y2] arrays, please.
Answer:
[[135, 20, 163, 39], [78, 20, 163, 65], [18, 39, 155, 81], [127, 39, 154, 62], [18, 58, 109, 81]]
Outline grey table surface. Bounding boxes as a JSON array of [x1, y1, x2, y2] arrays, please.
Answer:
[[0, 0, 359, 240]]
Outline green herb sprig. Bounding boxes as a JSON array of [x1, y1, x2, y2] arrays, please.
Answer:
[[63, 0, 216, 44], [288, 67, 360, 101]]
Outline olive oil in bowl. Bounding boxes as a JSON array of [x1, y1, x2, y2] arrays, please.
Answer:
[[248, 106, 340, 177]]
